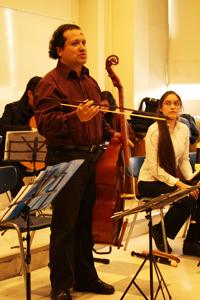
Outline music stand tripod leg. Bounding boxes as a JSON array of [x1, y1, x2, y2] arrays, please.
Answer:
[[148, 209, 172, 300], [120, 209, 172, 300], [23, 206, 32, 300], [120, 256, 148, 300]]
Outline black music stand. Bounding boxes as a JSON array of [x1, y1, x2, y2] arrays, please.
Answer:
[[113, 185, 200, 300], [0, 159, 84, 300], [4, 131, 47, 174]]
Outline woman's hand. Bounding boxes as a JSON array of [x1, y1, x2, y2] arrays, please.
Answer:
[[112, 132, 135, 149], [128, 139, 135, 149], [190, 188, 199, 200], [113, 131, 121, 138], [176, 180, 199, 200]]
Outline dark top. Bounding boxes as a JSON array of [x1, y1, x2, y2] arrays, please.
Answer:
[[34, 61, 114, 147], [103, 112, 136, 143], [0, 100, 33, 159]]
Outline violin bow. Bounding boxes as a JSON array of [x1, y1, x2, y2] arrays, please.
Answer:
[[60, 103, 165, 121]]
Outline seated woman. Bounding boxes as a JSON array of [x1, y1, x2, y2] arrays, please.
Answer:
[[100, 90, 136, 146], [0, 76, 42, 197], [138, 90, 200, 256], [100, 91, 118, 129]]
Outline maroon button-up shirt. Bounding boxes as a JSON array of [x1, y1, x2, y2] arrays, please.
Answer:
[[34, 61, 114, 147]]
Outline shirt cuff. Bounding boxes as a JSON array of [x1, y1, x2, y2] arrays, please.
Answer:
[[167, 175, 179, 186]]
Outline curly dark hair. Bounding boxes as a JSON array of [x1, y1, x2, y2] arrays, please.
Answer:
[[49, 24, 80, 59]]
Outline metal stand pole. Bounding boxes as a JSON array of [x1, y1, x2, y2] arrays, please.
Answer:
[[23, 206, 31, 300], [120, 209, 172, 300]]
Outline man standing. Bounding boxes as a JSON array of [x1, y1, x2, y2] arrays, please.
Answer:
[[34, 24, 116, 300]]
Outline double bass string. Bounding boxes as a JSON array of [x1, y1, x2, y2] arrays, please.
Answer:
[[60, 102, 166, 121]]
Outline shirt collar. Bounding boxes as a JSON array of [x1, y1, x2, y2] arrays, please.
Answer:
[[168, 120, 181, 133], [57, 60, 89, 79]]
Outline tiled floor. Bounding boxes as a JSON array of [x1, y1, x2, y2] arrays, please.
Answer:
[[0, 231, 200, 300], [0, 191, 200, 299]]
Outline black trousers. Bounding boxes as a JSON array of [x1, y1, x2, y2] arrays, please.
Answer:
[[45, 146, 104, 293], [138, 181, 198, 240]]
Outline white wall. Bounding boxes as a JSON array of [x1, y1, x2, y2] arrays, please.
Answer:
[[0, 0, 78, 21], [168, 0, 200, 115], [168, 0, 200, 83], [133, 0, 168, 108], [79, 0, 168, 111], [0, 0, 79, 115], [1, 0, 198, 118]]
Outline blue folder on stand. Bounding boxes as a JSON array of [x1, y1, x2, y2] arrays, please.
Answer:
[[0, 159, 84, 222]]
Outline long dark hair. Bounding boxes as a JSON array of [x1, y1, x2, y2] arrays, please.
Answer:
[[100, 91, 117, 128], [100, 91, 117, 110], [20, 76, 42, 104], [157, 91, 182, 176], [49, 24, 80, 59]]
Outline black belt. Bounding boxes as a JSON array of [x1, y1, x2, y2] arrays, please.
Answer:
[[51, 144, 107, 153]]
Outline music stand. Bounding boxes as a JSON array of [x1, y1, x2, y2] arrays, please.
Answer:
[[112, 185, 200, 300], [0, 159, 84, 300], [4, 131, 47, 174]]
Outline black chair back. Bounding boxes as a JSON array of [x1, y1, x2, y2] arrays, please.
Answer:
[[129, 156, 145, 178], [189, 152, 196, 171], [130, 154, 196, 176], [0, 166, 17, 194]]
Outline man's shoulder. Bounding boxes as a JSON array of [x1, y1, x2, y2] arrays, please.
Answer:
[[43, 67, 58, 80]]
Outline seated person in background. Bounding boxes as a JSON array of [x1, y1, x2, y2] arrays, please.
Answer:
[[179, 114, 199, 146], [100, 91, 118, 129], [0, 76, 42, 197], [100, 90, 135, 147], [138, 90, 200, 256]]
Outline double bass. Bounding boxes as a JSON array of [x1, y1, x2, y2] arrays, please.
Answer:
[[92, 55, 134, 246]]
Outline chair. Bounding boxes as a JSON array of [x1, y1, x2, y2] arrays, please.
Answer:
[[124, 156, 168, 252], [181, 152, 197, 237], [189, 151, 196, 171], [0, 165, 17, 194], [3, 130, 47, 193], [0, 165, 51, 289]]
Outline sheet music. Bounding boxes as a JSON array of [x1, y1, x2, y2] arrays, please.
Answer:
[[0, 159, 84, 222], [112, 184, 200, 220], [4, 130, 46, 161]]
